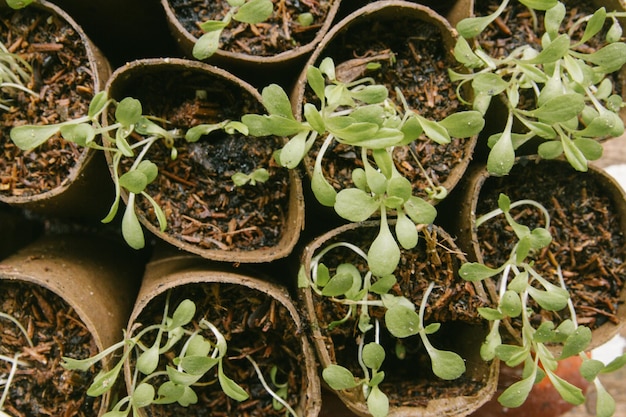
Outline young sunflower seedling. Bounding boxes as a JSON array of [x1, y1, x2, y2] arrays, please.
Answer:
[[458, 194, 626, 417], [451, 0, 626, 175]]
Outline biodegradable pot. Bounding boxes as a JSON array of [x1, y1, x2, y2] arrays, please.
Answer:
[[0, 0, 113, 220], [160, 0, 342, 85], [124, 249, 321, 417], [450, 157, 626, 351], [104, 58, 304, 263], [291, 1, 478, 205], [0, 234, 143, 416], [299, 220, 497, 417]]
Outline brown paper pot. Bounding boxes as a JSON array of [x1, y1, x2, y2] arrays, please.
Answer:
[[450, 157, 626, 351], [291, 1, 478, 205], [0, 234, 143, 416], [299, 220, 497, 417], [159, 0, 342, 84], [0, 0, 113, 220], [124, 250, 321, 417], [104, 58, 304, 263]]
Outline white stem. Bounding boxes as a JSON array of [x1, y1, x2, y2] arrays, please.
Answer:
[[245, 356, 299, 417]]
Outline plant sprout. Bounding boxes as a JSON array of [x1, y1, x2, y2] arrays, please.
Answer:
[[62, 293, 297, 416], [458, 194, 626, 416], [0, 312, 34, 417], [245, 57, 484, 275], [192, 0, 274, 60], [232, 167, 270, 186], [451, 0, 626, 175], [9, 92, 247, 249], [302, 235, 466, 417], [0, 41, 38, 112]]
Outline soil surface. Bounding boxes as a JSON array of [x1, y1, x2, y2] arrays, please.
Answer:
[[0, 6, 93, 198], [475, 159, 626, 332], [113, 69, 291, 252], [167, 0, 335, 56], [134, 283, 306, 417], [0, 281, 101, 417], [305, 223, 491, 408], [304, 10, 472, 201]]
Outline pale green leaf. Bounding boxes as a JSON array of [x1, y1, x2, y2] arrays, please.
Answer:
[[368, 220, 400, 277], [322, 365, 358, 390], [116, 97, 142, 127], [458, 262, 500, 282], [362, 343, 386, 370], [498, 374, 535, 408], [233, 0, 273, 24], [193, 30, 222, 60], [335, 188, 378, 222], [88, 91, 110, 117], [385, 305, 420, 338], [132, 383, 155, 408], [428, 348, 466, 380], [487, 130, 515, 176], [261, 84, 294, 119], [10, 124, 61, 150], [367, 386, 389, 417], [439, 111, 485, 138], [219, 363, 249, 401]]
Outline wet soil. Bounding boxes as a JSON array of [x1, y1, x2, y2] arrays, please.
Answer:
[[0, 7, 93, 198], [0, 281, 100, 417]]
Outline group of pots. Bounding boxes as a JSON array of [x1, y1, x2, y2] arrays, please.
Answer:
[[1, 0, 626, 417]]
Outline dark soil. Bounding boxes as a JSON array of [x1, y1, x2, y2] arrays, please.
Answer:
[[306, 223, 491, 407], [474, 159, 626, 330], [113, 69, 291, 252], [0, 7, 94, 198], [304, 12, 472, 201], [0, 281, 101, 417], [167, 0, 335, 56], [135, 283, 305, 417]]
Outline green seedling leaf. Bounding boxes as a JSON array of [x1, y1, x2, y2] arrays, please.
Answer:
[[179, 355, 219, 375], [458, 262, 500, 282], [423, 323, 441, 334], [87, 366, 122, 397], [607, 18, 623, 43], [6, 0, 34, 9], [370, 274, 397, 295], [116, 97, 142, 127], [351, 85, 388, 104], [547, 371, 585, 405], [580, 359, 605, 381], [602, 353, 626, 373], [278, 131, 308, 169], [538, 140, 564, 159], [218, 362, 249, 401], [530, 227, 552, 250], [233, 0, 273, 24], [579, 7, 607, 46], [387, 176, 412, 203], [367, 386, 389, 417], [581, 42, 626, 72], [119, 170, 148, 194], [472, 73, 509, 97], [193, 30, 223, 60], [186, 334, 213, 357], [453, 36, 483, 67], [385, 305, 420, 338], [403, 196, 437, 225], [170, 299, 196, 328], [315, 263, 331, 287], [498, 373, 535, 408], [518, 0, 558, 10], [456, 1, 506, 39], [88, 91, 109, 117], [261, 84, 294, 119], [177, 386, 199, 407], [534, 321, 557, 343], [60, 123, 95, 146], [500, 290, 522, 318], [198, 19, 229, 33], [560, 326, 592, 359], [311, 165, 337, 207], [303, 103, 325, 134], [487, 130, 515, 176], [155, 380, 185, 404], [322, 269, 355, 297], [477, 307, 504, 320], [574, 138, 603, 161], [122, 196, 145, 250], [428, 348, 466, 380], [396, 210, 418, 250], [544, 1, 565, 38], [400, 115, 423, 143], [578, 112, 623, 138], [562, 135, 589, 172], [496, 344, 529, 367], [10, 124, 61, 150], [368, 220, 400, 277], [530, 94, 585, 124], [132, 383, 156, 408], [166, 365, 203, 387], [481, 326, 502, 361], [102, 411, 128, 417], [319, 57, 336, 81], [186, 123, 226, 143], [419, 117, 450, 144], [322, 365, 358, 390], [439, 111, 485, 138], [306, 65, 326, 101], [362, 343, 386, 370], [335, 188, 379, 222], [523, 34, 570, 64], [137, 344, 160, 375], [137, 160, 158, 184], [372, 148, 393, 179], [527, 286, 569, 311], [596, 380, 616, 417]]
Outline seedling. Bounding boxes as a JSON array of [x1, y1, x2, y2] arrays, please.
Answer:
[[0, 41, 38, 112], [5, 0, 33, 9], [61, 293, 297, 416], [459, 194, 626, 416], [0, 312, 33, 417], [192, 0, 274, 60], [245, 57, 484, 275], [451, 0, 626, 175], [302, 237, 466, 417], [9, 91, 247, 249], [232, 167, 270, 186]]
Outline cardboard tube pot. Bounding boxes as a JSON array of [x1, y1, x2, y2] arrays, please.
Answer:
[[104, 58, 304, 262], [299, 220, 497, 417], [450, 157, 626, 352], [0, 234, 143, 416], [0, 0, 113, 220], [123, 249, 321, 417], [290, 1, 478, 207]]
